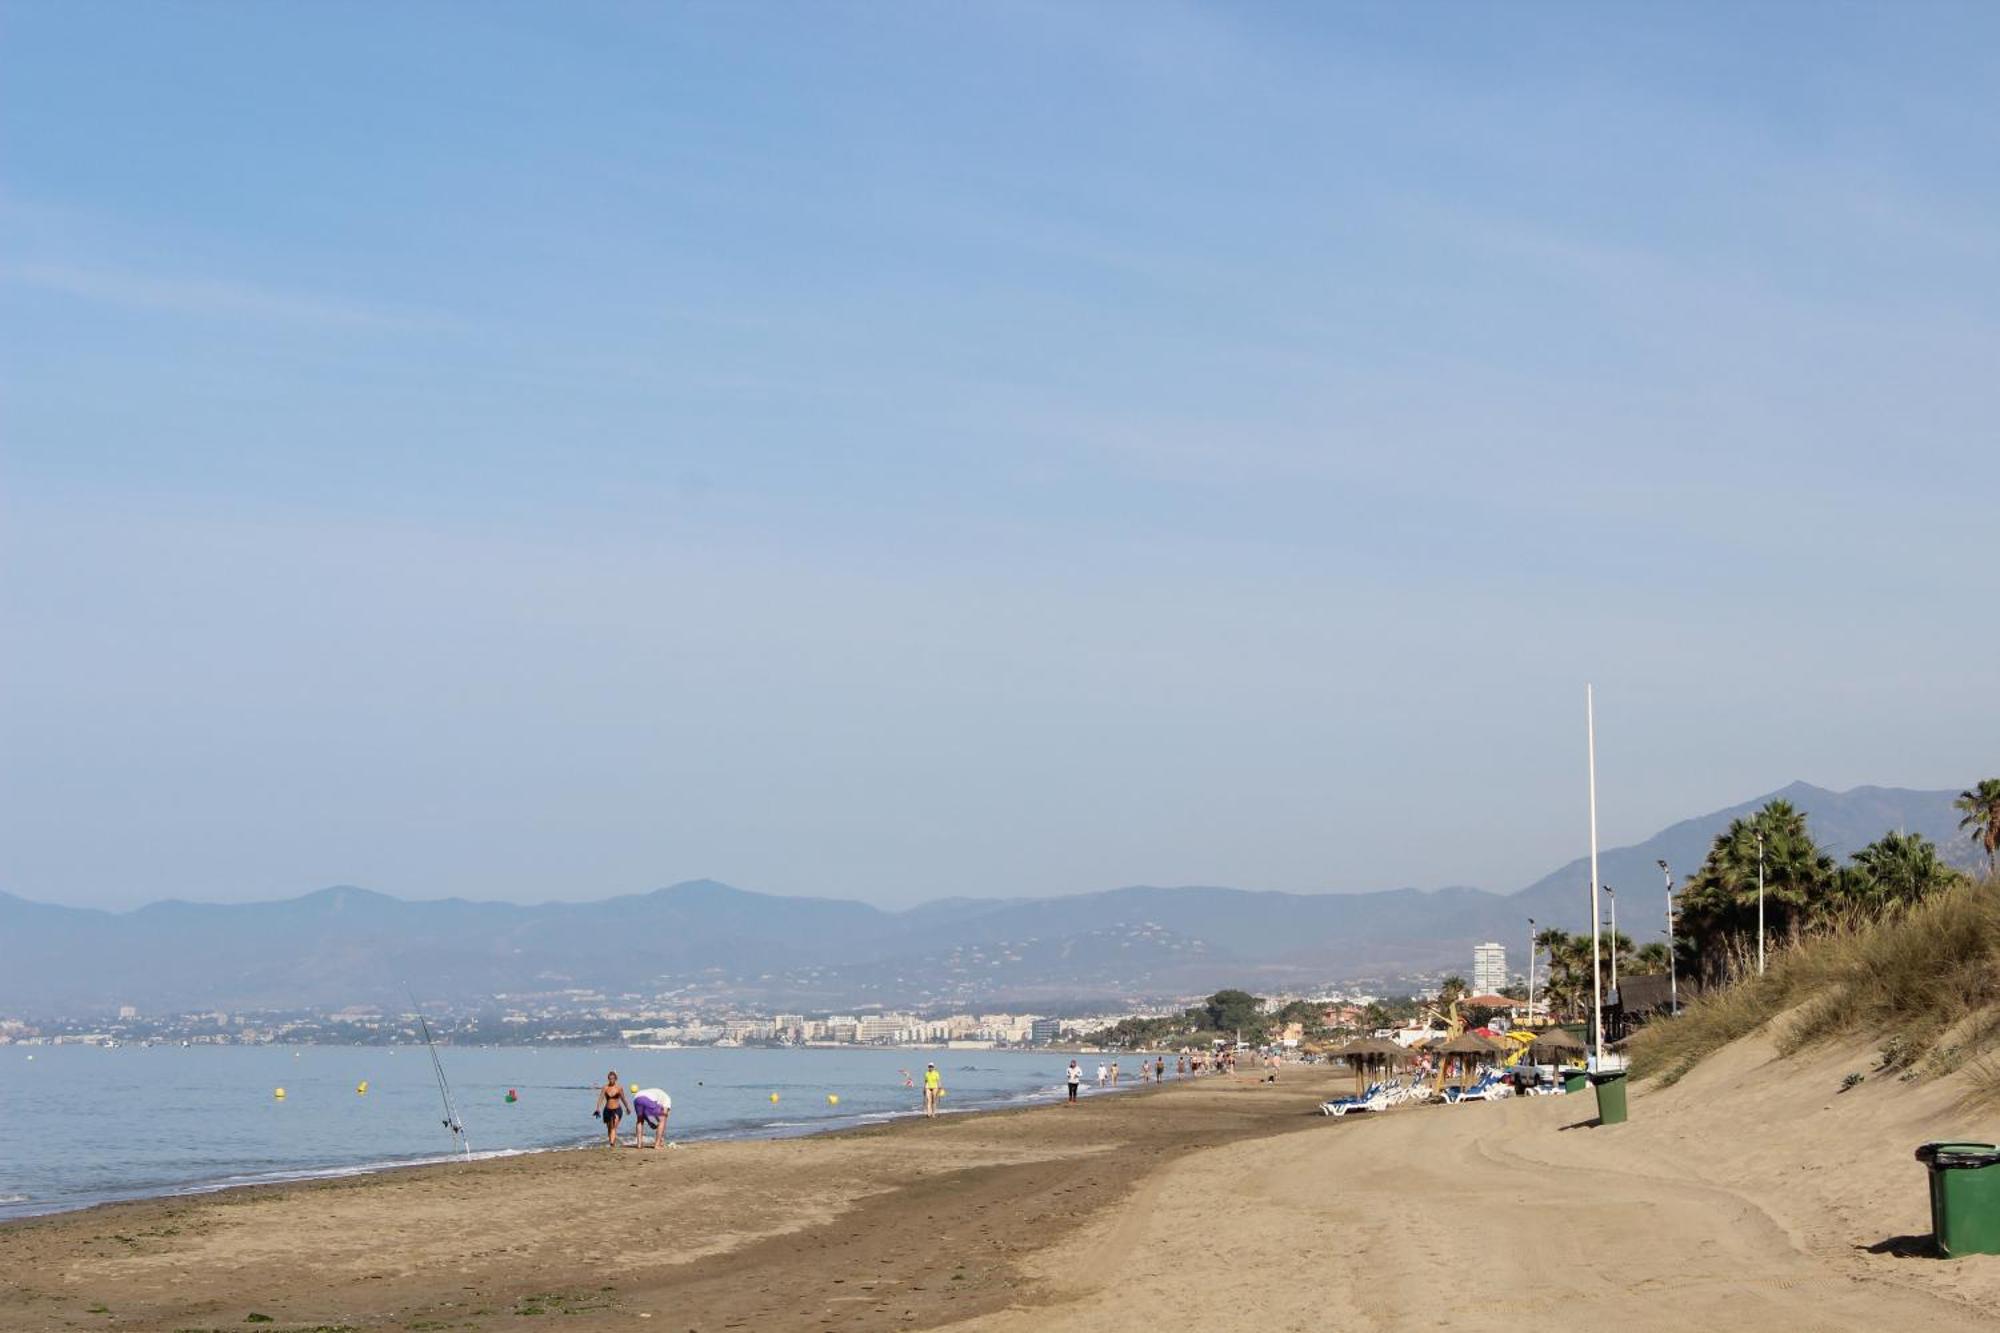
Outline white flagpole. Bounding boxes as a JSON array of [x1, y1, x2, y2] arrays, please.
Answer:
[[1587, 684, 1604, 1069]]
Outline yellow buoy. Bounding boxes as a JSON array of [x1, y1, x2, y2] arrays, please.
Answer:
[[274, 1087, 286, 1100], [826, 1094, 839, 1106], [769, 1092, 780, 1103], [356, 1081, 368, 1095]]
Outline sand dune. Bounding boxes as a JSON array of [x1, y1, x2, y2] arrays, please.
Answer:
[[970, 1037, 2000, 1330]]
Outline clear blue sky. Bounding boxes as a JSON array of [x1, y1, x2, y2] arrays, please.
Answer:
[[3, 2, 1995, 910]]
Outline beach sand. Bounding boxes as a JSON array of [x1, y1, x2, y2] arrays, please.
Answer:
[[5, 1050, 2000, 1332]]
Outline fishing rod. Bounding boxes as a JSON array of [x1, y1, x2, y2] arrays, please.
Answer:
[[408, 989, 471, 1159]]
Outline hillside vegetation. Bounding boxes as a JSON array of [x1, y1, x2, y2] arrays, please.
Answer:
[[1631, 874, 2000, 1089]]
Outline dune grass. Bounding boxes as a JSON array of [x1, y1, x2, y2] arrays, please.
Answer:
[[1630, 876, 2000, 1088]]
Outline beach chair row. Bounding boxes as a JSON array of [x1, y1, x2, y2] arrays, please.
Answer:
[[1317, 1069, 1520, 1116]]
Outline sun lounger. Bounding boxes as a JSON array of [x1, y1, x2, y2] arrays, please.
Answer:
[[1320, 1083, 1387, 1117], [1442, 1072, 1502, 1104]]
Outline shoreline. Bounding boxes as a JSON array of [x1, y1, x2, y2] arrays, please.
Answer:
[[0, 1065, 1199, 1228], [0, 1067, 1340, 1332]]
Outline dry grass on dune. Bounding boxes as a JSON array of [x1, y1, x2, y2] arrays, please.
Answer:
[[1630, 876, 2000, 1089]]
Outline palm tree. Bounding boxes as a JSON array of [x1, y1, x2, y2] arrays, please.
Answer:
[[1677, 800, 1834, 979], [1534, 928, 1587, 1018], [1956, 779, 2000, 879], [1630, 941, 1671, 975], [1840, 830, 1963, 913]]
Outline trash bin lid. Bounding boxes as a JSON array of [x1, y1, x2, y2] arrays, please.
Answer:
[[1915, 1141, 2000, 1168]]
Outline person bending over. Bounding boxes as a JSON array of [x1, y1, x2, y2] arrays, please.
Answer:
[[632, 1087, 670, 1148]]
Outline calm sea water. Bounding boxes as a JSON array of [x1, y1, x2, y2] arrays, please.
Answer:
[[0, 1044, 1111, 1220]]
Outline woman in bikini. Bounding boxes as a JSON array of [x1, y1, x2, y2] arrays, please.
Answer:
[[594, 1070, 627, 1148]]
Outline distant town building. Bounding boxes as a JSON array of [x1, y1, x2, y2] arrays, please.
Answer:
[[1472, 942, 1507, 995], [117, 1005, 138, 1020], [1029, 1017, 1061, 1045]]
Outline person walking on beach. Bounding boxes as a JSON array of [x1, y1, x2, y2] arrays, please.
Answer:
[[1066, 1060, 1082, 1103], [923, 1062, 942, 1118], [1176, 1053, 1186, 1078], [593, 1070, 627, 1148], [1155, 1055, 1165, 1083], [1110, 1060, 1120, 1086], [632, 1086, 670, 1148], [1096, 1061, 1107, 1088]]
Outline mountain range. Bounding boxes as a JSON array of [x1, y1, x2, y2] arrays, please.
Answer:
[[0, 782, 1980, 1016]]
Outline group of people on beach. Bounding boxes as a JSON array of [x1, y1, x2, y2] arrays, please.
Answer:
[[593, 1070, 671, 1148], [593, 1048, 1239, 1139], [1063, 1048, 1234, 1102]]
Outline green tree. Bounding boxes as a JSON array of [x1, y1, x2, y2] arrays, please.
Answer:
[[1677, 800, 1834, 978], [1534, 928, 1590, 1019], [1629, 941, 1670, 975], [1956, 779, 2000, 879], [1832, 830, 1962, 914], [1531, 926, 1649, 1011], [1362, 996, 1417, 1031], [1202, 989, 1266, 1039], [1273, 999, 1328, 1040], [1436, 975, 1469, 1009]]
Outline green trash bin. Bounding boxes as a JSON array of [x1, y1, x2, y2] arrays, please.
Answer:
[[1915, 1142, 2000, 1257], [1562, 1068, 1588, 1095], [1590, 1070, 1628, 1125]]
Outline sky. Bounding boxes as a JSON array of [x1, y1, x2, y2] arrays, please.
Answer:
[[3, 2, 1997, 912]]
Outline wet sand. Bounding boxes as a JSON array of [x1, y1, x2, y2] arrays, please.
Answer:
[[0, 1070, 1337, 1332], [7, 1047, 2000, 1333]]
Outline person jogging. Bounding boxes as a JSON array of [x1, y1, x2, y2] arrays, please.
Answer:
[[923, 1062, 942, 1118], [1066, 1059, 1082, 1104]]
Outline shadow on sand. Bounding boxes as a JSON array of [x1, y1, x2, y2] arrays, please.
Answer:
[[1860, 1233, 1939, 1259]]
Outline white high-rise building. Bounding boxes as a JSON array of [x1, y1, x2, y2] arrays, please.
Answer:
[[1472, 942, 1507, 995]]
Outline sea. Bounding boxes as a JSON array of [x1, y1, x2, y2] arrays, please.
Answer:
[[0, 1044, 1109, 1221]]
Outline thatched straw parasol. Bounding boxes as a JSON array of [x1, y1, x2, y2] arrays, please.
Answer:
[[1436, 1031, 1506, 1055], [1529, 1028, 1586, 1063], [1335, 1037, 1410, 1093], [1434, 1030, 1506, 1083]]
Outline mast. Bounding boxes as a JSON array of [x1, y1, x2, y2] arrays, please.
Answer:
[[411, 994, 470, 1158], [1587, 684, 1604, 1069]]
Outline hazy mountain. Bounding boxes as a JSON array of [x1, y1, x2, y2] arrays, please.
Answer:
[[0, 783, 1974, 1016]]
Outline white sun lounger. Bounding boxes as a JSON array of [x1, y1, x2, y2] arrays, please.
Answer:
[[1320, 1083, 1387, 1117]]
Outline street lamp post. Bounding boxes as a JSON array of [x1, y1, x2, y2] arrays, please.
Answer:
[[1756, 829, 1767, 976], [1604, 885, 1618, 999], [1658, 859, 1679, 1016], [1527, 918, 1537, 1024]]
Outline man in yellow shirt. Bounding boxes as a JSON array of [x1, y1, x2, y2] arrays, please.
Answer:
[[923, 1063, 942, 1117]]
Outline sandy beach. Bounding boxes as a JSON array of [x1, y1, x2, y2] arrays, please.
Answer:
[[6, 1050, 2000, 1333]]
